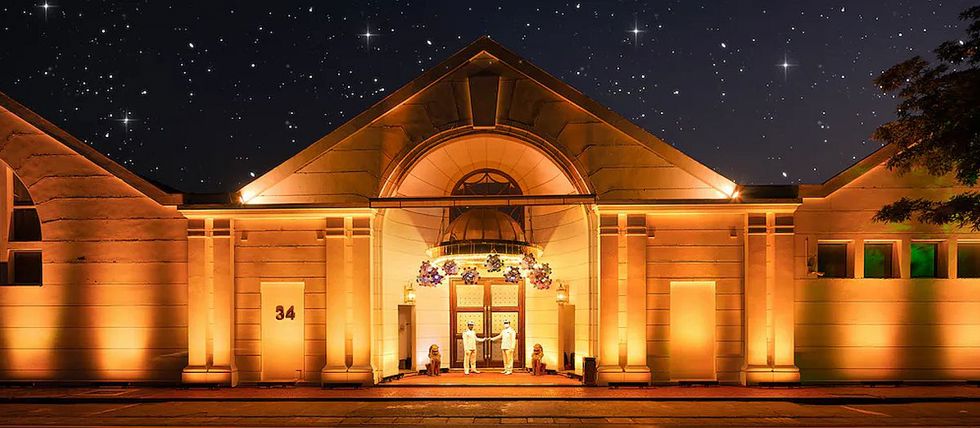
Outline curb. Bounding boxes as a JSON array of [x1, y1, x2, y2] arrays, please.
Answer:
[[3, 395, 980, 405]]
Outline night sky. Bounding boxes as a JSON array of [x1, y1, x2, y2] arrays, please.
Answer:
[[1, 1, 975, 193]]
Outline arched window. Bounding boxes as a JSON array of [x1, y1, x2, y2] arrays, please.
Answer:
[[3, 170, 41, 285], [450, 169, 524, 226]]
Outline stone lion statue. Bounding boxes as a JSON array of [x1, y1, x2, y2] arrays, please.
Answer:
[[427, 344, 441, 376], [531, 343, 546, 376]]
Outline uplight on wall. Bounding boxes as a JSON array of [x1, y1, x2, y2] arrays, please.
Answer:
[[555, 281, 569, 305], [403, 282, 416, 304]]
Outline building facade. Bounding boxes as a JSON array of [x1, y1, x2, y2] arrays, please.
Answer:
[[0, 38, 978, 386]]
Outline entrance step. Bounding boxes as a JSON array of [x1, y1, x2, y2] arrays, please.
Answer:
[[380, 371, 581, 387]]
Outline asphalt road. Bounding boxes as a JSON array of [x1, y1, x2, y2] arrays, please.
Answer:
[[1, 400, 980, 426]]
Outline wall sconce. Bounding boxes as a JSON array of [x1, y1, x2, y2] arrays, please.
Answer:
[[404, 282, 416, 304], [555, 281, 569, 305]]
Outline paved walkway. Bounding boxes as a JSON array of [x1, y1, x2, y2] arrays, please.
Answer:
[[2, 384, 980, 404], [1, 400, 980, 426]]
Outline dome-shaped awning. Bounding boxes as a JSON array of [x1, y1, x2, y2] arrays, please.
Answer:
[[427, 208, 539, 262], [442, 208, 527, 244]]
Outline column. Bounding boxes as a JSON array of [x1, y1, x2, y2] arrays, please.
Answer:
[[322, 217, 348, 383], [772, 214, 800, 382], [623, 214, 650, 383], [209, 219, 238, 385], [741, 212, 799, 384], [182, 219, 209, 383], [597, 214, 623, 385], [347, 217, 373, 385], [741, 213, 768, 384]]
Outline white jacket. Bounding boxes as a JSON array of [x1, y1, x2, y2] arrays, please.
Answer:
[[462, 329, 484, 351], [496, 326, 517, 350]]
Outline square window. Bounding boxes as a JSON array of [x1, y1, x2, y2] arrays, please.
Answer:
[[911, 243, 939, 278], [9, 208, 41, 242], [959, 243, 980, 278], [864, 243, 894, 279], [818, 243, 848, 278], [11, 251, 41, 285]]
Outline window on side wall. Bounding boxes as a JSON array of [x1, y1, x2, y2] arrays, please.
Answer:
[[817, 243, 848, 278], [911, 242, 940, 278], [864, 242, 895, 279], [8, 251, 41, 285], [959, 243, 980, 278]]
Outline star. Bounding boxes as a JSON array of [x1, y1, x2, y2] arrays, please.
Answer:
[[778, 53, 796, 80], [628, 19, 644, 46], [359, 24, 377, 50], [114, 112, 139, 133], [37, 1, 56, 21]]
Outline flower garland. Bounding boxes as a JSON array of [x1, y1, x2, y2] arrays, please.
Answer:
[[461, 266, 480, 285], [528, 262, 553, 289], [485, 252, 504, 272], [441, 259, 459, 276], [503, 265, 522, 283], [416, 260, 443, 287]]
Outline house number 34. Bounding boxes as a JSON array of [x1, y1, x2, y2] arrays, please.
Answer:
[[275, 305, 296, 320]]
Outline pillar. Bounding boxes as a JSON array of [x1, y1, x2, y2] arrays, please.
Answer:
[[182, 218, 238, 386], [771, 214, 799, 382], [596, 213, 623, 385], [321, 216, 374, 385], [623, 214, 650, 384], [347, 217, 373, 384], [182, 219, 209, 383], [321, 217, 349, 383], [209, 219, 238, 385], [741, 212, 799, 384]]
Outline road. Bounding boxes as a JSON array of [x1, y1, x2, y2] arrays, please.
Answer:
[[1, 400, 980, 426]]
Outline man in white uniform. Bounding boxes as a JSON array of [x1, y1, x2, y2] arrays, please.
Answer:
[[462, 320, 485, 374], [492, 320, 518, 374]]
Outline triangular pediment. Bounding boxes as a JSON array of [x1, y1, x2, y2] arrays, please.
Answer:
[[240, 37, 736, 205]]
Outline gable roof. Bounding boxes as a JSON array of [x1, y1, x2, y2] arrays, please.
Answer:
[[239, 36, 738, 203], [0, 91, 182, 205], [798, 143, 899, 198]]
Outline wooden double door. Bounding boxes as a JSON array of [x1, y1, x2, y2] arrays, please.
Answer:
[[450, 278, 524, 369]]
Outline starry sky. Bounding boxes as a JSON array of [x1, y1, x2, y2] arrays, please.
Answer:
[[0, 1, 975, 193]]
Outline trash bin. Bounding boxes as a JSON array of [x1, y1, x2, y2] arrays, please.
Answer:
[[583, 356, 597, 386]]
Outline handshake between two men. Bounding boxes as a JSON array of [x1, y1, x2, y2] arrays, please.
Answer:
[[461, 319, 517, 375]]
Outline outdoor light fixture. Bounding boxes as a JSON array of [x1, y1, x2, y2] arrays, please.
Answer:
[[555, 281, 569, 305], [403, 282, 416, 304]]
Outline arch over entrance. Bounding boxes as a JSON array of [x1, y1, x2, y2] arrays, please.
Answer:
[[376, 131, 594, 379], [379, 129, 593, 198]]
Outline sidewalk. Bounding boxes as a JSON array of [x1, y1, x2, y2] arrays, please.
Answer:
[[2, 384, 980, 404]]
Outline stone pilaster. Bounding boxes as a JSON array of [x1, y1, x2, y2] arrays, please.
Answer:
[[321, 217, 349, 384], [596, 213, 623, 385], [623, 214, 650, 384], [741, 212, 799, 384], [347, 217, 374, 385]]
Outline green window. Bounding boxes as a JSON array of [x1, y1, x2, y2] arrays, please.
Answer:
[[818, 243, 848, 278], [959, 243, 980, 278], [864, 243, 894, 279], [911, 243, 939, 278]]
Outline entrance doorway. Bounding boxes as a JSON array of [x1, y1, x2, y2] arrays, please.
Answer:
[[397, 305, 415, 372], [449, 278, 524, 369]]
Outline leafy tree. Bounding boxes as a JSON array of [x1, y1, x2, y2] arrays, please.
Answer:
[[872, 6, 980, 230]]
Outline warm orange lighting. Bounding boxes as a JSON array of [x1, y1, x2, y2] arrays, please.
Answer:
[[404, 282, 416, 304], [669, 281, 716, 381], [555, 281, 568, 305]]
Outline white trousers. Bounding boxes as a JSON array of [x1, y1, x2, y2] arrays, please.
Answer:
[[502, 349, 514, 373], [463, 349, 478, 373]]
